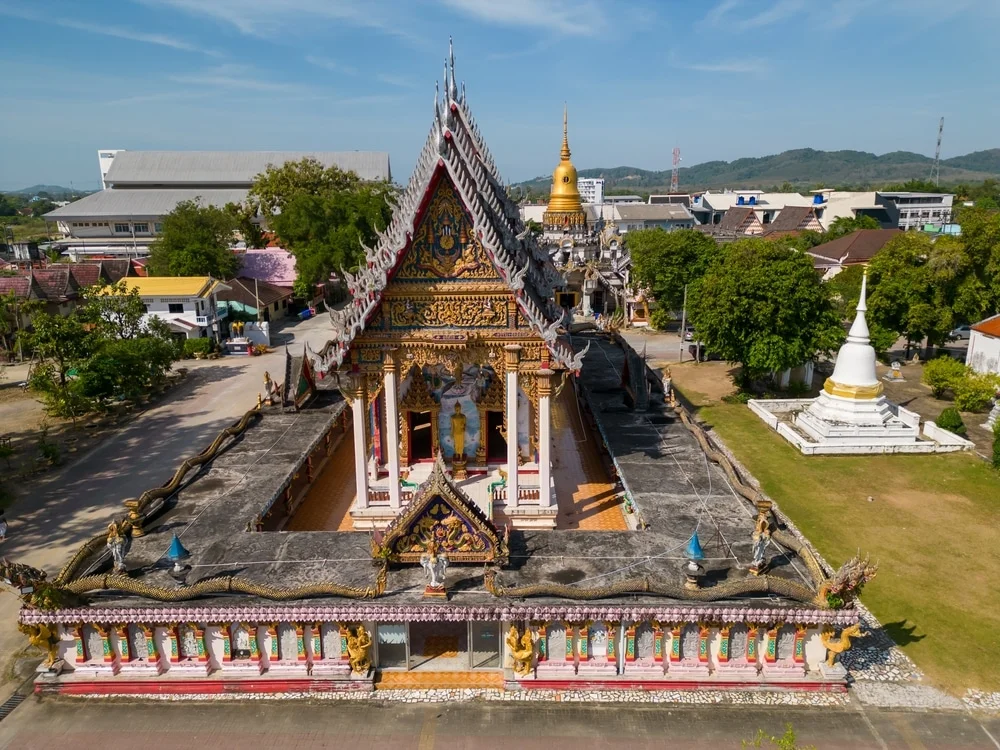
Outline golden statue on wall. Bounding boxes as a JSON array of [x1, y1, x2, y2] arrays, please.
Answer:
[[451, 402, 467, 458], [346, 625, 373, 675], [505, 625, 534, 676]]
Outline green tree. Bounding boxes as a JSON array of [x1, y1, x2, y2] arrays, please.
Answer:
[[691, 238, 843, 387], [226, 201, 265, 248], [80, 336, 176, 403], [247, 158, 369, 214], [251, 159, 396, 297], [79, 281, 148, 339], [922, 356, 967, 398], [0, 289, 41, 357], [627, 228, 720, 315], [866, 233, 938, 353], [825, 264, 866, 321], [20, 312, 93, 386], [826, 214, 880, 240], [148, 200, 240, 279]]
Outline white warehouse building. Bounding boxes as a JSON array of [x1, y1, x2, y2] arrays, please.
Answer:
[[45, 150, 391, 259]]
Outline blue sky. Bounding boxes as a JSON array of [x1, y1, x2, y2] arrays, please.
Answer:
[[1, 0, 998, 191]]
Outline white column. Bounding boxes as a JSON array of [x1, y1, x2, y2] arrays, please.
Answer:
[[504, 346, 521, 508], [351, 376, 369, 510], [538, 369, 553, 507], [383, 353, 401, 510]]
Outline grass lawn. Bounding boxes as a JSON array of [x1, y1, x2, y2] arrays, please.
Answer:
[[695, 400, 1000, 694]]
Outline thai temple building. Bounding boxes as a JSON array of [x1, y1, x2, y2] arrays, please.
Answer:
[[750, 272, 972, 454], [9, 44, 877, 697]]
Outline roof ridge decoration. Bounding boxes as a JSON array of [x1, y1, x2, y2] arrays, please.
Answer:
[[320, 40, 588, 375], [372, 452, 509, 565]]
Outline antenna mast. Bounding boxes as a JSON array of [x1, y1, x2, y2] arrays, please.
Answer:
[[671, 147, 681, 193], [930, 117, 944, 186]]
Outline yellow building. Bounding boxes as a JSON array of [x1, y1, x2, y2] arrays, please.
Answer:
[[542, 107, 587, 238]]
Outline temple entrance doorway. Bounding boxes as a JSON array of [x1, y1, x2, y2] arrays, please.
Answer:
[[485, 411, 506, 462], [409, 411, 434, 461], [592, 290, 605, 314], [409, 621, 468, 671]]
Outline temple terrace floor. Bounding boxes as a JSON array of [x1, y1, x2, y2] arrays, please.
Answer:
[[286, 385, 628, 532]]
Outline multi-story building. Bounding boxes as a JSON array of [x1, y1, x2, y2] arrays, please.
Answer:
[[875, 191, 953, 231], [45, 150, 391, 259], [577, 177, 605, 205], [115, 276, 231, 341]]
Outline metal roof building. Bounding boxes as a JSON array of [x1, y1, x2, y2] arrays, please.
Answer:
[[103, 150, 391, 187], [44, 149, 391, 260]]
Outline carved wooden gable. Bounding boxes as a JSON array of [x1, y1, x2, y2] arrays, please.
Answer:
[[373, 456, 508, 564]]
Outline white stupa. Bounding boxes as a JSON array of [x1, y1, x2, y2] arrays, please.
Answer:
[[798, 272, 898, 429], [749, 271, 971, 454]]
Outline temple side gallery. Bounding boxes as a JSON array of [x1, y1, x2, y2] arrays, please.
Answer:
[[7, 44, 875, 695]]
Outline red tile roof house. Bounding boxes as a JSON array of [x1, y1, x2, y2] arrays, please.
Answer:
[[7, 267, 82, 316], [966, 314, 1000, 375], [806, 229, 902, 279]]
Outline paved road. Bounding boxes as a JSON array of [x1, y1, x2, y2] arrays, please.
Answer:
[[0, 314, 334, 695], [0, 697, 998, 750]]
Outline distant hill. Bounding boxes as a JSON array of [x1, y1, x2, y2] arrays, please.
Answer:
[[3, 185, 88, 198], [512, 148, 1000, 194]]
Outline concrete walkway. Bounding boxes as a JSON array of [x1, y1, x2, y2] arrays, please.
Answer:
[[0, 314, 335, 697], [1, 697, 998, 750]]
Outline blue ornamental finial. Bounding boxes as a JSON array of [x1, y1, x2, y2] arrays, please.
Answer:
[[684, 531, 704, 562], [168, 534, 190, 563]]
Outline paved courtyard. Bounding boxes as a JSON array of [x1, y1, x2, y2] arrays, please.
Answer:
[[0, 697, 998, 750]]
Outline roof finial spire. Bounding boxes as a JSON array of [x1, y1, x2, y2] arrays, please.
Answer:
[[448, 36, 458, 99], [560, 103, 571, 161], [434, 79, 440, 122], [846, 267, 871, 345]]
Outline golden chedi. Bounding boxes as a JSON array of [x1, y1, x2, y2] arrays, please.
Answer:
[[543, 106, 587, 236]]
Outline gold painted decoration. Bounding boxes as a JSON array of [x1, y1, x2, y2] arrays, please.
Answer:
[[397, 176, 500, 281], [388, 297, 508, 329], [373, 455, 508, 564]]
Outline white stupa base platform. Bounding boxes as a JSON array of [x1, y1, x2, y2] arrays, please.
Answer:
[[748, 398, 973, 455]]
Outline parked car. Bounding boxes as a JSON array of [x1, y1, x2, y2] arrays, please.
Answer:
[[948, 324, 972, 341], [684, 327, 695, 341]]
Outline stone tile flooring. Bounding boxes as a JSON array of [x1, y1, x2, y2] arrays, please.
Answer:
[[551, 387, 627, 531], [285, 431, 357, 531]]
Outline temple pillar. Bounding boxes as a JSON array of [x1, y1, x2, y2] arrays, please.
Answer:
[[351, 374, 369, 510], [537, 369, 553, 507], [504, 345, 521, 507], [383, 353, 402, 509]]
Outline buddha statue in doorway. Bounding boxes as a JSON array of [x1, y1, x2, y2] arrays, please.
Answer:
[[451, 402, 468, 479]]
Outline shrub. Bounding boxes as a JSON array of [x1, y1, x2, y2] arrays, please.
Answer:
[[921, 356, 967, 398], [182, 338, 213, 358], [723, 391, 752, 404], [953, 372, 1000, 413], [650, 307, 672, 331], [786, 380, 810, 397], [936, 407, 966, 436], [992, 422, 1000, 470]]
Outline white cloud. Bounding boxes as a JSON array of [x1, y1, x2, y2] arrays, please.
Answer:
[[679, 59, 771, 74], [136, 0, 429, 47], [438, 0, 604, 36], [0, 5, 216, 54], [167, 64, 316, 95], [305, 56, 358, 76]]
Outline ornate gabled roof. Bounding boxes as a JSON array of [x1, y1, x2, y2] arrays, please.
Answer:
[[372, 453, 508, 565], [318, 40, 585, 374], [282, 345, 316, 411]]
